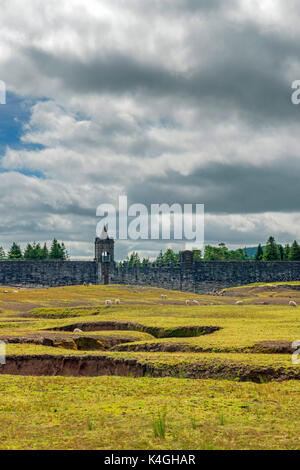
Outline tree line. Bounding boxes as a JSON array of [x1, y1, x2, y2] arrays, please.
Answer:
[[254, 237, 300, 261], [119, 236, 300, 267], [1, 235, 299, 264], [0, 239, 69, 260], [119, 245, 247, 267]]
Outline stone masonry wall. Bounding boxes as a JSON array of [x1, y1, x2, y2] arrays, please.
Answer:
[[1, 260, 300, 293], [110, 261, 300, 293], [0, 261, 97, 287]]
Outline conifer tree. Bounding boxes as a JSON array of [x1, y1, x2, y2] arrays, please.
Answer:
[[141, 257, 150, 267], [283, 244, 290, 260], [127, 252, 140, 267], [41, 243, 49, 260], [8, 242, 23, 259], [162, 248, 178, 266], [32, 242, 42, 259], [278, 244, 284, 261], [0, 247, 6, 259], [24, 243, 34, 259], [289, 241, 300, 261], [61, 242, 69, 260], [254, 244, 264, 260], [156, 250, 164, 266], [49, 239, 61, 259], [263, 237, 280, 261]]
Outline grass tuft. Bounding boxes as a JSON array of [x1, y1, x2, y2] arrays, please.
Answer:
[[218, 413, 226, 426], [87, 419, 93, 431], [152, 410, 167, 439], [190, 416, 197, 429]]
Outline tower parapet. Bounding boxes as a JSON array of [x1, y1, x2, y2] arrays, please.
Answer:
[[95, 226, 115, 285], [179, 250, 193, 266], [95, 226, 115, 265]]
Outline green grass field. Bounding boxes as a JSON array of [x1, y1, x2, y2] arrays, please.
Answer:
[[0, 282, 300, 449]]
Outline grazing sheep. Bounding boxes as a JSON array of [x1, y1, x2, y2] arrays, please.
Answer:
[[289, 301, 297, 307], [185, 300, 191, 305], [73, 328, 83, 333], [115, 299, 120, 305], [105, 299, 112, 305], [192, 300, 200, 305], [235, 301, 243, 305], [3, 290, 9, 294], [13, 290, 18, 293]]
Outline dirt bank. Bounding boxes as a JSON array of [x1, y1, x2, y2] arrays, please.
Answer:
[[0, 333, 145, 350], [51, 321, 220, 338], [114, 340, 296, 354], [251, 341, 294, 354], [0, 355, 145, 377], [1, 354, 300, 382]]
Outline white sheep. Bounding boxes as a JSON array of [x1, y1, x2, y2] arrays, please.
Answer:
[[3, 290, 9, 294], [192, 300, 200, 305], [73, 328, 83, 333], [105, 299, 112, 305], [13, 290, 18, 293], [289, 301, 297, 308], [235, 301, 243, 305], [185, 300, 191, 305], [115, 299, 120, 305]]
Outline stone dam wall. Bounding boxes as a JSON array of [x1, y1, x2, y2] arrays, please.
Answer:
[[110, 261, 300, 293], [0, 261, 98, 287], [1, 260, 300, 293]]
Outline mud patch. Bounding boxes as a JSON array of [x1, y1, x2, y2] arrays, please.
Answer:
[[113, 342, 198, 353], [0, 333, 145, 350], [0, 354, 299, 382], [227, 284, 300, 296], [50, 321, 220, 338], [252, 341, 294, 354]]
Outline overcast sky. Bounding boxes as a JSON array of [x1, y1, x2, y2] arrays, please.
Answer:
[[0, 0, 300, 260]]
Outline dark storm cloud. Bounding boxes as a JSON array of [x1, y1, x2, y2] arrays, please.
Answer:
[[127, 158, 300, 214], [20, 25, 299, 127], [1, 0, 300, 257], [131, 0, 236, 14], [25, 48, 176, 95]]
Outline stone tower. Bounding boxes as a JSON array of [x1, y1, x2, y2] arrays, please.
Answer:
[[95, 226, 115, 284], [95, 226, 115, 264], [179, 250, 193, 266]]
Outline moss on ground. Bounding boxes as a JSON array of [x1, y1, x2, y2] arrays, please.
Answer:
[[0, 283, 300, 449], [0, 375, 299, 450]]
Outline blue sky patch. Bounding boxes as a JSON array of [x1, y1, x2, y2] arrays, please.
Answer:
[[0, 92, 45, 156]]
